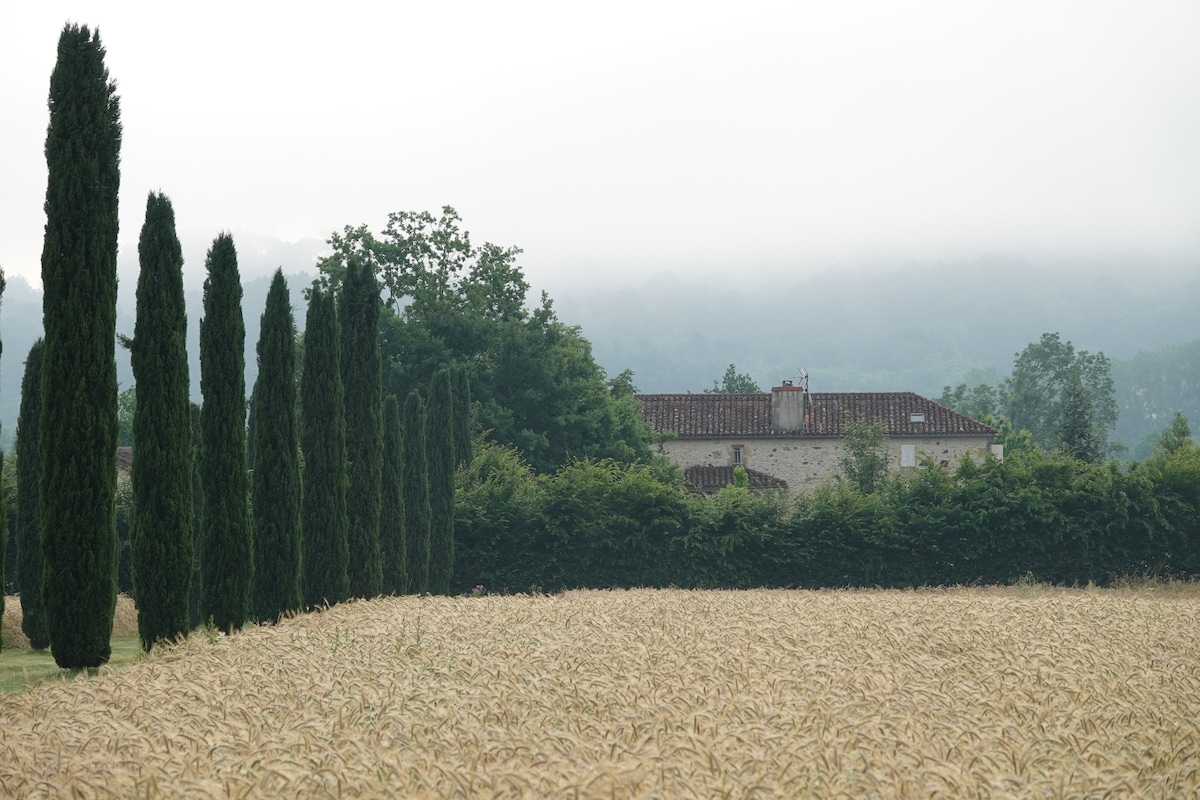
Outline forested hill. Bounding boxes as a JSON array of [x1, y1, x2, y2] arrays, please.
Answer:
[[1, 250, 1195, 454]]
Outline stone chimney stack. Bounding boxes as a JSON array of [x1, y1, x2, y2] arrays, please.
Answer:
[[771, 382, 806, 431]]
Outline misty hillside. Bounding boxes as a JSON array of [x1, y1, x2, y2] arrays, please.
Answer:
[[0, 268, 312, 449], [2, 250, 1196, 455], [553, 256, 1199, 397]]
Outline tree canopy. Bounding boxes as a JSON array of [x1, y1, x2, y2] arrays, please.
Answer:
[[316, 206, 652, 473], [1004, 333, 1117, 457], [705, 364, 762, 394], [939, 332, 1119, 462]]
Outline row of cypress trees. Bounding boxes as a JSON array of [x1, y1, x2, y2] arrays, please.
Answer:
[[14, 222, 466, 651], [10, 23, 463, 663], [238, 263, 465, 619]]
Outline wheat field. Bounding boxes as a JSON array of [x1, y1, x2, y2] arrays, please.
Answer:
[[2, 586, 1198, 798]]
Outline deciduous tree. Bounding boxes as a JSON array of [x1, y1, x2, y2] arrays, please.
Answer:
[[451, 365, 473, 468], [839, 420, 889, 494], [316, 207, 652, 474], [1056, 365, 1107, 463], [117, 385, 136, 446], [1004, 333, 1117, 456], [705, 364, 761, 394], [1156, 412, 1192, 457]]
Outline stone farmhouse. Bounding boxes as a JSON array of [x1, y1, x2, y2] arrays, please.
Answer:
[[637, 382, 998, 494]]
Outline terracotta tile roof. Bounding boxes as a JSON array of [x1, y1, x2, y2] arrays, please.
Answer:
[[683, 465, 788, 493], [637, 391, 995, 438], [116, 446, 133, 479]]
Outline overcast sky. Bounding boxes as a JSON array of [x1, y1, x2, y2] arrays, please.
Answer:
[[2, 1, 1198, 291]]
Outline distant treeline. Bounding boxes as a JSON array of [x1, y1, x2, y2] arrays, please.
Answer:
[[453, 438, 1200, 593]]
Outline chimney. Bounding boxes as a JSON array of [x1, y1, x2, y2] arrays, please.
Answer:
[[771, 381, 806, 431]]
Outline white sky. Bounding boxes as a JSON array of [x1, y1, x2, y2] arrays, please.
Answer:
[[2, 1, 1198, 290]]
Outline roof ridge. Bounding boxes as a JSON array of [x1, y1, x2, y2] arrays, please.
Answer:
[[637, 390, 995, 438]]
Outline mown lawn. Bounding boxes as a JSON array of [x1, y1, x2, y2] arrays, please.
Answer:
[[0, 636, 143, 693], [1, 594, 143, 694]]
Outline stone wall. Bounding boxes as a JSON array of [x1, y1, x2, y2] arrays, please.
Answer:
[[658, 436, 994, 492]]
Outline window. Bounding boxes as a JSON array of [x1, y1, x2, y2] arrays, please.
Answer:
[[900, 444, 916, 467], [910, 412, 925, 423], [732, 445, 744, 466]]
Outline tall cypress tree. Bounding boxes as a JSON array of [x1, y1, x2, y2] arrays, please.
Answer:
[[0, 268, 5, 649], [451, 365, 473, 468], [17, 339, 49, 649], [128, 192, 194, 651], [199, 233, 251, 633], [380, 393, 407, 595], [251, 269, 302, 622], [301, 286, 349, 607], [188, 402, 202, 630], [0, 446, 4, 649], [340, 261, 383, 598], [426, 369, 455, 595], [40, 23, 122, 669], [402, 390, 431, 594]]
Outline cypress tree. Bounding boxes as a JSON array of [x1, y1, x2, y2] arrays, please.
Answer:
[[301, 286, 349, 607], [426, 369, 455, 595], [340, 260, 383, 598], [17, 339, 49, 649], [188, 402, 202, 630], [129, 192, 194, 650], [0, 446, 5, 649], [39, 23, 122, 669], [380, 393, 407, 595], [199, 233, 251, 633], [402, 390, 431, 593], [0, 270, 5, 649], [251, 269, 302, 622], [452, 365, 473, 468]]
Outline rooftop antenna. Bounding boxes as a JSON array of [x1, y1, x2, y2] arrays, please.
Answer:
[[796, 368, 809, 392]]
